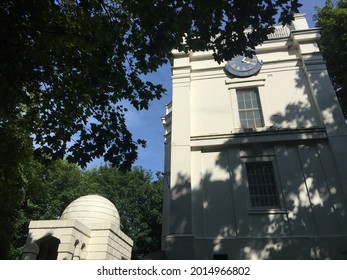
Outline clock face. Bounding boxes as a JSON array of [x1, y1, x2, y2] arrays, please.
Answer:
[[225, 55, 262, 77]]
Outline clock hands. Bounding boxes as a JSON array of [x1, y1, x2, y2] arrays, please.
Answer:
[[242, 57, 251, 64]]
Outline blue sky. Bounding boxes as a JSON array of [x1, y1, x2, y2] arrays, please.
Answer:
[[88, 0, 327, 173]]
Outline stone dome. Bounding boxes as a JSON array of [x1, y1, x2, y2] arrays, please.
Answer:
[[60, 195, 120, 227]]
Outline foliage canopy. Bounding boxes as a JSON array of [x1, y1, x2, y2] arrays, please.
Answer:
[[1, 160, 163, 260], [1, 0, 302, 259], [315, 0, 347, 117], [1, 0, 302, 168]]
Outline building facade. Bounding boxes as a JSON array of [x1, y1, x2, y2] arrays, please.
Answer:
[[161, 14, 347, 259]]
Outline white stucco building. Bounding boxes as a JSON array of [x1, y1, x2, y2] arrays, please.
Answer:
[[161, 14, 347, 259], [22, 195, 133, 260]]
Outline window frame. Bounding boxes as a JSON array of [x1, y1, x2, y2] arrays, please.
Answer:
[[246, 161, 279, 208], [236, 88, 264, 129], [242, 157, 286, 214]]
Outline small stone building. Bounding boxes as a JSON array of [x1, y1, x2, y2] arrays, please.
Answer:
[[22, 194, 133, 260]]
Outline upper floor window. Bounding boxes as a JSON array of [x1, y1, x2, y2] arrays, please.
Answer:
[[236, 88, 263, 128]]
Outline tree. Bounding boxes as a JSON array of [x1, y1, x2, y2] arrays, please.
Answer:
[[0, 0, 302, 169], [2, 159, 84, 259], [2, 160, 163, 260], [1, 0, 301, 259], [83, 166, 163, 259], [315, 0, 347, 117]]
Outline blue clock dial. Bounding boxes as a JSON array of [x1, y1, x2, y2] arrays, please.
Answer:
[[225, 54, 262, 77]]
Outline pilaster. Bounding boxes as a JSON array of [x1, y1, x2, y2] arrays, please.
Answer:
[[169, 52, 192, 235], [292, 21, 347, 199]]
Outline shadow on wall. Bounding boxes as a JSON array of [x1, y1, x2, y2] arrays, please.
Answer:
[[22, 232, 60, 260], [164, 66, 347, 260], [166, 140, 347, 259], [22, 232, 86, 260], [269, 67, 345, 131]]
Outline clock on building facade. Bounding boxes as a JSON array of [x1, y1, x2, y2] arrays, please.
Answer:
[[225, 54, 262, 77]]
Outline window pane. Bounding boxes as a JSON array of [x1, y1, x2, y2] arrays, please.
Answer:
[[245, 100, 252, 109], [250, 91, 257, 100], [244, 91, 251, 100], [246, 111, 254, 119], [238, 100, 245, 109], [249, 93, 255, 104], [255, 118, 262, 127], [237, 92, 245, 101], [236, 88, 264, 129], [240, 119, 248, 128]]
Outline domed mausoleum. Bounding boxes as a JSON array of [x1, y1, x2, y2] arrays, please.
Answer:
[[61, 195, 121, 227], [22, 195, 133, 260]]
